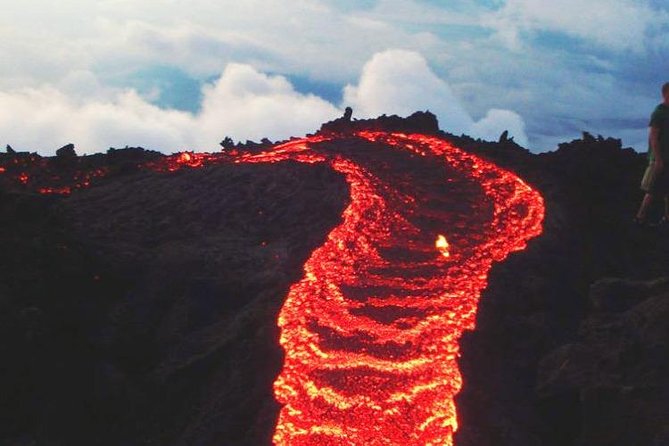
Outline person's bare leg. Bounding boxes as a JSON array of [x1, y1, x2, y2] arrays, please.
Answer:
[[636, 193, 653, 221]]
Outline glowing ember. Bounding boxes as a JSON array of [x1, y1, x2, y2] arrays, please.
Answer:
[[2, 130, 544, 445], [174, 151, 210, 169], [435, 235, 450, 258], [38, 186, 72, 195]]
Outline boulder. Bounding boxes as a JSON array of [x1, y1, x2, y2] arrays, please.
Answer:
[[56, 143, 77, 159]]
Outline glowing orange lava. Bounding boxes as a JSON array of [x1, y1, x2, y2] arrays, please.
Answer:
[[265, 132, 544, 446], [436, 235, 450, 258], [2, 131, 544, 445]]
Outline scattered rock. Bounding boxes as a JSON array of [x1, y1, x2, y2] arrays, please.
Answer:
[[534, 277, 669, 445], [56, 143, 77, 159], [589, 277, 669, 312], [220, 136, 235, 149], [499, 130, 512, 143]]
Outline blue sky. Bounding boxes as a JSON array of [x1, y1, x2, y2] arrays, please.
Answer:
[[1, 0, 668, 154]]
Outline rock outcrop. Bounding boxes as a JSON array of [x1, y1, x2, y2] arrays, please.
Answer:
[[536, 277, 669, 446], [453, 133, 669, 446]]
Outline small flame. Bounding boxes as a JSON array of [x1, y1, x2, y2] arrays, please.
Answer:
[[436, 234, 450, 258], [178, 152, 192, 163]]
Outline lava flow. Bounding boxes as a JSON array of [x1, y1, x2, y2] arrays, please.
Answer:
[[233, 132, 544, 445], [0, 131, 544, 445]]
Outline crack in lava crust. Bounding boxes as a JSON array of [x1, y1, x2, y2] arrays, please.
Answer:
[[237, 132, 544, 445]]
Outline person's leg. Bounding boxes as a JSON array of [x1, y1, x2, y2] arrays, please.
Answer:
[[659, 170, 669, 220], [636, 192, 654, 222]]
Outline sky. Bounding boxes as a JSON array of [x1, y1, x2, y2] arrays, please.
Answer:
[[1, 0, 668, 155]]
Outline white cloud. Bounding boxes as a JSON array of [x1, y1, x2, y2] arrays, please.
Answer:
[[0, 64, 340, 155], [487, 0, 667, 52], [343, 49, 529, 146], [0, 49, 529, 154], [471, 109, 528, 147], [344, 50, 474, 131], [0, 0, 445, 88], [1, 48, 534, 154], [195, 63, 341, 145], [1, 0, 667, 154]]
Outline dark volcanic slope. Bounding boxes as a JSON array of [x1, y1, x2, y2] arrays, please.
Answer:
[[0, 114, 668, 446], [451, 133, 669, 446], [0, 161, 348, 446]]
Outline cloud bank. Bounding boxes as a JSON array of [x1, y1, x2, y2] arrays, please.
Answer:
[[0, 50, 527, 155], [343, 50, 528, 146], [0, 64, 340, 154], [487, 0, 665, 52], [2, 0, 668, 153]]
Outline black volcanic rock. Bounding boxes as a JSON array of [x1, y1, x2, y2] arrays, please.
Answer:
[[56, 143, 77, 159], [220, 136, 235, 149], [454, 132, 669, 446], [0, 161, 348, 446], [536, 277, 669, 446], [498, 130, 512, 143], [319, 110, 440, 135], [588, 277, 669, 313], [106, 146, 163, 175]]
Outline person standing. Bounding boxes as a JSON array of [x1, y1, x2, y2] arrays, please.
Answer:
[[635, 82, 669, 225]]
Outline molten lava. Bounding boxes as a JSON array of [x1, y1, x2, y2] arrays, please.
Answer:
[[436, 235, 450, 258], [266, 132, 544, 446], [1, 131, 544, 445]]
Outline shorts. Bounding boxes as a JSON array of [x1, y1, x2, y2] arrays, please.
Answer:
[[641, 162, 669, 195]]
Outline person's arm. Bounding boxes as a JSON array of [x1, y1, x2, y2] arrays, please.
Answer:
[[650, 125, 663, 170]]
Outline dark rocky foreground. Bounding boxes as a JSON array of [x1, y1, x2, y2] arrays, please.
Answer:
[[0, 114, 667, 445], [452, 131, 669, 446]]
